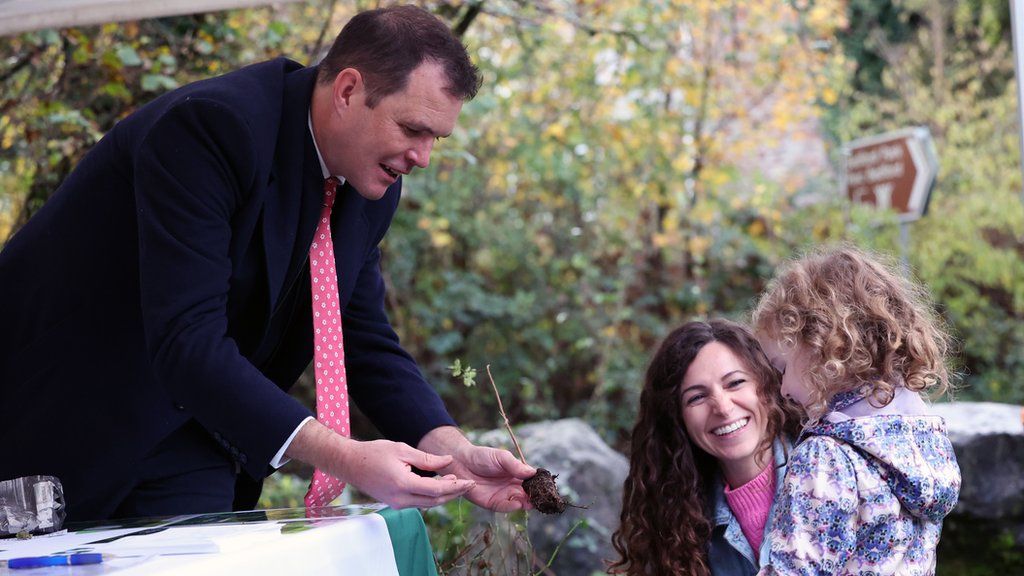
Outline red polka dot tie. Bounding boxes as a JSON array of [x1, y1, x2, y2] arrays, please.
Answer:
[[304, 177, 350, 508]]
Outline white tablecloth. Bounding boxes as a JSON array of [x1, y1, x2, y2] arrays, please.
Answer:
[[0, 505, 412, 575]]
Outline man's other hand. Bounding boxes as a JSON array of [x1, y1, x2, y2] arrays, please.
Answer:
[[418, 426, 536, 512], [286, 420, 475, 509]]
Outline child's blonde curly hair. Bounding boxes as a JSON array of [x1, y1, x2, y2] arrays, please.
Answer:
[[752, 245, 953, 420]]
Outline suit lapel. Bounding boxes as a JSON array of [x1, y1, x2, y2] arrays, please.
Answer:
[[262, 66, 322, 317]]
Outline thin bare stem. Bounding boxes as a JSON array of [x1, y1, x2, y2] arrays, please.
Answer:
[[485, 364, 528, 465], [530, 519, 585, 576]]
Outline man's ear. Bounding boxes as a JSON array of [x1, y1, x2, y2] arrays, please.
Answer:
[[332, 68, 363, 112]]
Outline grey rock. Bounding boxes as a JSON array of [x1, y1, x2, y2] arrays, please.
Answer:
[[930, 402, 1024, 519], [473, 418, 628, 576], [931, 402, 1024, 569]]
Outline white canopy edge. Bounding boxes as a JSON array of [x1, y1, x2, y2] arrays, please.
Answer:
[[0, 0, 307, 36]]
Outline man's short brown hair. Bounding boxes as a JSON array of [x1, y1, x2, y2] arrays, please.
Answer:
[[317, 5, 481, 107]]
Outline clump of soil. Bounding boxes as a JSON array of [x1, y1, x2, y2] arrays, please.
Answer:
[[522, 468, 568, 514], [469, 365, 583, 516]]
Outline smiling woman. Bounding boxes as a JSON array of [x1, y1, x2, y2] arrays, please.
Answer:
[[680, 341, 772, 488], [610, 319, 801, 576]]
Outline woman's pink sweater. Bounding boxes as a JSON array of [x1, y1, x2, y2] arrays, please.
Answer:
[[723, 462, 776, 554]]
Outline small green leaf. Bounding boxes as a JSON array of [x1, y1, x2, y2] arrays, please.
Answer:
[[116, 46, 142, 67], [101, 82, 132, 101], [448, 359, 476, 387], [141, 74, 179, 93], [448, 359, 463, 377]]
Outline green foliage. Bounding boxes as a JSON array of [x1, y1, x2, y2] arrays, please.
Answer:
[[937, 516, 1024, 575], [258, 472, 307, 510], [386, 0, 849, 445], [0, 3, 346, 242], [826, 0, 1024, 404], [423, 498, 483, 573], [448, 359, 478, 388], [423, 500, 587, 576]]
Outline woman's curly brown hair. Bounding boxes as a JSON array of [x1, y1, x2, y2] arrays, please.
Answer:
[[609, 319, 800, 576], [752, 245, 953, 420]]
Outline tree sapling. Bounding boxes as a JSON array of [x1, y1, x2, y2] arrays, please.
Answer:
[[450, 362, 577, 515]]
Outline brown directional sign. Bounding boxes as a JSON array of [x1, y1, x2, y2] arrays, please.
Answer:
[[843, 128, 938, 223]]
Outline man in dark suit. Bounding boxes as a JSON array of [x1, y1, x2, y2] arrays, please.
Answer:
[[0, 5, 534, 522]]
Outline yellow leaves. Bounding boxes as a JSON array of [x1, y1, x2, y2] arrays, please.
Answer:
[[527, 88, 548, 106], [473, 248, 495, 270], [688, 234, 711, 257], [487, 173, 508, 193], [703, 168, 731, 189], [543, 123, 567, 142], [630, 182, 650, 198], [655, 209, 683, 248], [684, 89, 701, 108], [805, 0, 846, 34], [671, 152, 695, 174], [418, 216, 454, 248], [430, 230, 454, 248], [812, 220, 830, 240], [534, 232, 554, 259], [693, 202, 717, 225], [661, 210, 680, 233], [0, 115, 15, 150], [821, 87, 838, 105], [665, 58, 683, 79], [748, 219, 766, 237], [0, 195, 14, 245], [769, 31, 790, 48]]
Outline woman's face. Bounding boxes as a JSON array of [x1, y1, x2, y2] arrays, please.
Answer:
[[679, 341, 772, 487], [758, 337, 813, 408]]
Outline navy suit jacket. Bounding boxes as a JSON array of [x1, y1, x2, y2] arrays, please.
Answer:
[[0, 58, 455, 520]]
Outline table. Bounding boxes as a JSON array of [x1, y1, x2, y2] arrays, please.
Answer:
[[0, 504, 437, 575]]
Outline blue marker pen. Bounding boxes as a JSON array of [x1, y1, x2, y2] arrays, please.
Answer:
[[6, 553, 104, 569]]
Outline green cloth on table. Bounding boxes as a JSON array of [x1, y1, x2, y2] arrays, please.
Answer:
[[377, 507, 438, 576]]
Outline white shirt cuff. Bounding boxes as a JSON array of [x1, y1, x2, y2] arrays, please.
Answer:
[[270, 416, 315, 469]]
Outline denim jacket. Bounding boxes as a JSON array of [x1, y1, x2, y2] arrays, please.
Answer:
[[708, 437, 791, 576]]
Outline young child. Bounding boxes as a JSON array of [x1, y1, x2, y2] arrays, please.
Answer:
[[752, 246, 961, 574]]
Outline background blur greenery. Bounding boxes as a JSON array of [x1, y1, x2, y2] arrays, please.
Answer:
[[1, 0, 1022, 571], [3, 0, 1018, 441]]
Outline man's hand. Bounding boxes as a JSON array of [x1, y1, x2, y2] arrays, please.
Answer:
[[337, 438, 477, 509], [418, 426, 536, 512], [286, 420, 475, 509]]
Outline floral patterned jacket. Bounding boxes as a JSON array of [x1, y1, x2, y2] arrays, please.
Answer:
[[759, 388, 961, 575]]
